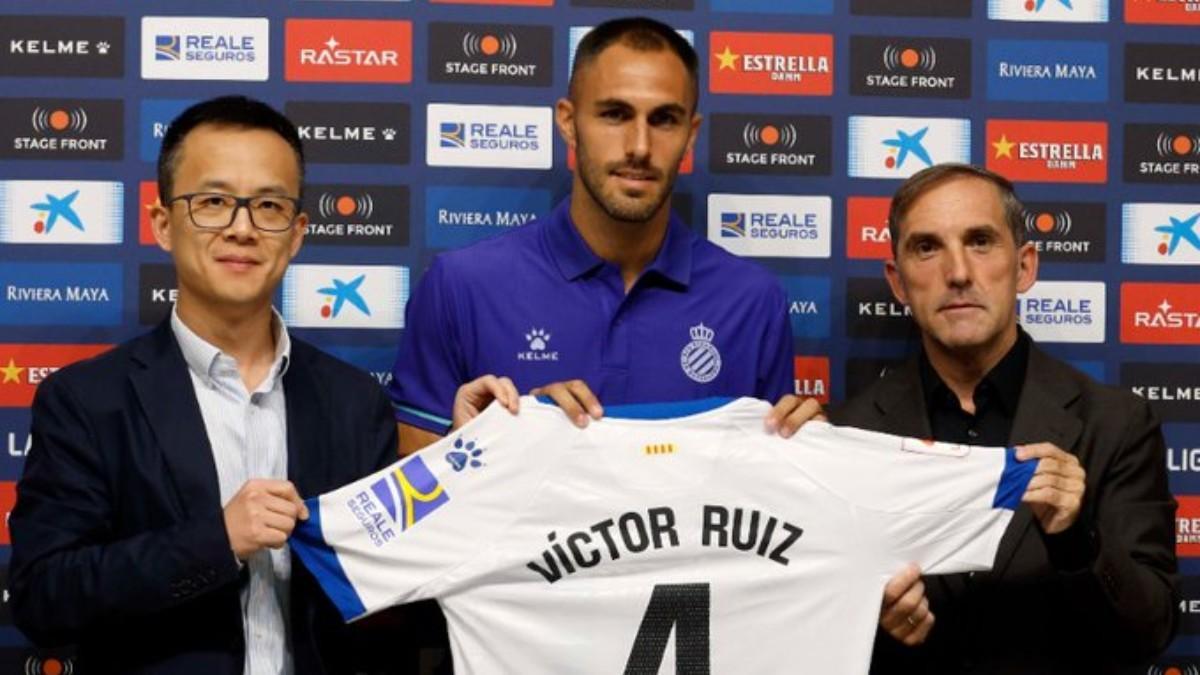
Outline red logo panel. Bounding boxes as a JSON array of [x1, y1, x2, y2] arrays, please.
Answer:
[[794, 356, 830, 404], [986, 120, 1107, 184], [1120, 282, 1200, 345], [139, 180, 158, 245], [1125, 0, 1200, 25], [1178, 496, 1200, 557], [286, 20, 412, 83], [846, 196, 893, 260], [0, 344, 112, 407], [709, 32, 834, 96]]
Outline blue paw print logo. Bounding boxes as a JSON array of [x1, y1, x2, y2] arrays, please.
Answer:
[[446, 437, 485, 472]]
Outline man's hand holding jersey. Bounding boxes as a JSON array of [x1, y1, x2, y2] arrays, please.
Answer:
[[879, 441, 1087, 646]]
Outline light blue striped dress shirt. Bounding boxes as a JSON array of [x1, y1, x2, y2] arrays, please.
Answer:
[[172, 307, 293, 675]]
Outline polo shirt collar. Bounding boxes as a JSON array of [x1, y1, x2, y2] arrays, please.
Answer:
[[546, 199, 693, 287]]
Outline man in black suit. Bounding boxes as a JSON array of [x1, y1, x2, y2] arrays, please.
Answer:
[[8, 96, 515, 675], [831, 163, 1177, 673]]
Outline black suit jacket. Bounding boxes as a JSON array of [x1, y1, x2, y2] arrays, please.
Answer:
[[831, 344, 1177, 674], [9, 320, 398, 675]]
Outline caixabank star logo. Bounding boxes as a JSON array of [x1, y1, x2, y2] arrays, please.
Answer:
[[708, 114, 831, 175], [1178, 496, 1200, 557], [847, 116, 971, 179], [1124, 124, 1200, 183], [428, 22, 552, 87], [0, 98, 122, 160], [849, 36, 971, 99], [286, 19, 411, 83], [1021, 201, 1106, 263], [1122, 203, 1200, 265], [0, 180, 122, 244], [709, 32, 833, 96], [986, 119, 1107, 183], [0, 344, 111, 407], [988, 0, 1108, 22], [0, 15, 123, 78], [281, 264, 408, 329], [305, 184, 409, 247]]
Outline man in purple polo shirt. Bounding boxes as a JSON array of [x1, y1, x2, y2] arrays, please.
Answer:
[[390, 17, 817, 455]]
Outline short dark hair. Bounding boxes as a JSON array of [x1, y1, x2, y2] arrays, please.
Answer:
[[887, 163, 1025, 255], [156, 95, 305, 204], [569, 17, 699, 111]]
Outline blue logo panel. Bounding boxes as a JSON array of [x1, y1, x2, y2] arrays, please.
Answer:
[[779, 276, 831, 339], [0, 263, 122, 326], [987, 40, 1108, 102], [425, 186, 551, 249], [139, 99, 197, 163]]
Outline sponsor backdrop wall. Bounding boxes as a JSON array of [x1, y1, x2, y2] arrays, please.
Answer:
[[0, 0, 1197, 671]]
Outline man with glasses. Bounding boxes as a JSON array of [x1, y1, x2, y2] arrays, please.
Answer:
[[7, 96, 513, 675]]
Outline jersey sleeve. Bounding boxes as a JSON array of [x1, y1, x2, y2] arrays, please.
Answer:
[[386, 255, 466, 434], [792, 423, 1036, 576], [290, 400, 564, 621], [755, 282, 794, 402]]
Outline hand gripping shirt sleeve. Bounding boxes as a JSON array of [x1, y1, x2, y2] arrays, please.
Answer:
[[785, 422, 1036, 577], [387, 256, 465, 434], [290, 401, 569, 621]]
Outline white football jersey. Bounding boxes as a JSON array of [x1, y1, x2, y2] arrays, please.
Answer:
[[292, 397, 1034, 674]]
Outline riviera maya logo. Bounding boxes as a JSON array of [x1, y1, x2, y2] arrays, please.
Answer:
[[680, 322, 721, 384], [446, 436, 485, 472]]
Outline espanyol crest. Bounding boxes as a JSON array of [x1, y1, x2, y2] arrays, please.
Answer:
[[680, 323, 721, 383]]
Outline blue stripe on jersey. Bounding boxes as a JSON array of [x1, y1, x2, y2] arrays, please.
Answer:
[[992, 447, 1037, 510], [291, 497, 368, 621], [603, 397, 735, 420]]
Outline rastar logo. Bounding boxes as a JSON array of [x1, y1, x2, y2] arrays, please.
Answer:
[[286, 19, 412, 83], [1122, 203, 1200, 265], [794, 356, 830, 403], [846, 196, 893, 259], [1121, 283, 1200, 345], [986, 119, 1107, 183], [0, 344, 111, 407], [709, 32, 834, 96]]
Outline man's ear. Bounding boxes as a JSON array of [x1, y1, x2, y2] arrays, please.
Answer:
[[149, 197, 173, 254], [884, 258, 909, 307], [555, 97, 577, 151], [288, 212, 308, 261], [1015, 241, 1038, 294]]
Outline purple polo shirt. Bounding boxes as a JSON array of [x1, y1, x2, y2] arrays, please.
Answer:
[[388, 199, 793, 433]]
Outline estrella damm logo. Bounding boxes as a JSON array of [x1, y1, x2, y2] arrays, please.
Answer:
[[0, 344, 112, 407], [986, 119, 1107, 183], [709, 31, 833, 96], [369, 456, 449, 530], [1126, 0, 1200, 24]]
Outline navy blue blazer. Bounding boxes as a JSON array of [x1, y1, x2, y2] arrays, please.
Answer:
[[9, 319, 398, 674]]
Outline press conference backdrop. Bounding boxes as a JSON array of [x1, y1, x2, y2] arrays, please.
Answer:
[[0, 0, 1198, 671]]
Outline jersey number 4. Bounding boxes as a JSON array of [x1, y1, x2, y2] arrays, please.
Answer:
[[624, 583, 710, 675]]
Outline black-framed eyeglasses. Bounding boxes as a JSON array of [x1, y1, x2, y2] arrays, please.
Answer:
[[167, 192, 302, 233]]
